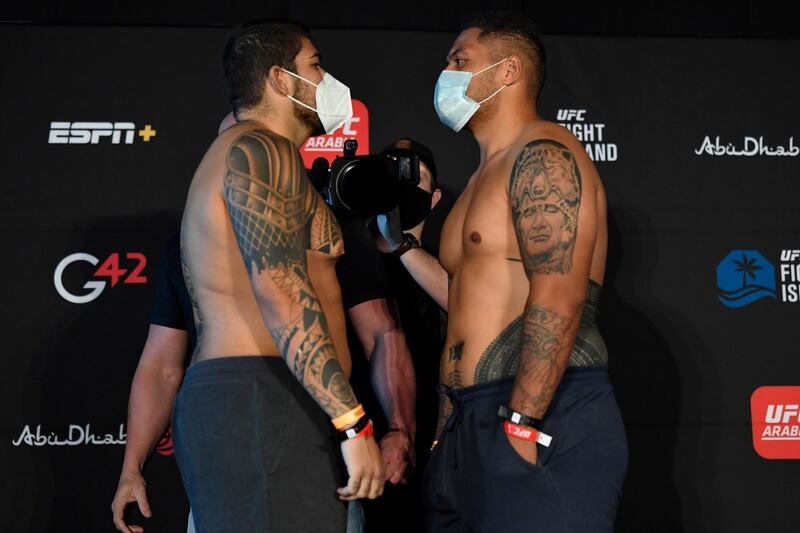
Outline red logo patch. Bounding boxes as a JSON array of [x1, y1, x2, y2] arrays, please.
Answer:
[[751, 386, 800, 459], [299, 99, 369, 168]]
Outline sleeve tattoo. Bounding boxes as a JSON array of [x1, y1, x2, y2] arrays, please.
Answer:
[[223, 130, 356, 418], [509, 140, 583, 418]]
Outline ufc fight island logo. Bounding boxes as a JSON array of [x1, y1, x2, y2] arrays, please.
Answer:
[[556, 108, 618, 162], [54, 252, 148, 304], [751, 386, 800, 459], [716, 249, 800, 307], [48, 122, 157, 144]]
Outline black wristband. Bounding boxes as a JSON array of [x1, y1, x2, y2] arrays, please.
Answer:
[[497, 405, 542, 429], [336, 415, 371, 441], [393, 233, 421, 257]]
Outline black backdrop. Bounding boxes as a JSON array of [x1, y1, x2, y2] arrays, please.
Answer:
[[1, 24, 799, 532]]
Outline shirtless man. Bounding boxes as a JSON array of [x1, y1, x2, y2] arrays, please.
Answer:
[[380, 12, 627, 532], [175, 21, 383, 532]]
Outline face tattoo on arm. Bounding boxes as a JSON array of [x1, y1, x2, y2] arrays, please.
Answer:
[[508, 140, 583, 418], [511, 140, 581, 275], [223, 129, 356, 417]]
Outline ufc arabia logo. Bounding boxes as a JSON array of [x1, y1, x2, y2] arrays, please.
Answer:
[[751, 386, 800, 459]]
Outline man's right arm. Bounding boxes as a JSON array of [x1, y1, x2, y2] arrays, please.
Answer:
[[224, 130, 357, 417], [223, 130, 384, 500]]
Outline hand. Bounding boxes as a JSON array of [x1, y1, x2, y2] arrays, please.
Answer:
[[506, 432, 539, 466], [379, 429, 414, 484], [338, 434, 386, 501], [111, 470, 152, 533], [376, 207, 403, 251]]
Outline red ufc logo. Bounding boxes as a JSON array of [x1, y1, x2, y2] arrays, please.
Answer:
[[751, 386, 800, 459]]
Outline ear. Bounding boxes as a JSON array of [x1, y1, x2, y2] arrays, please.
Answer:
[[267, 65, 292, 97], [502, 55, 524, 86], [431, 188, 442, 209]]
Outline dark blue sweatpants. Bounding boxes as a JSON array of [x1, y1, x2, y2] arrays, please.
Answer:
[[422, 367, 627, 533]]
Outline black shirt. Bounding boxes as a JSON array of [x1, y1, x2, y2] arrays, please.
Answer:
[[332, 207, 444, 463], [333, 207, 396, 309], [148, 234, 197, 354]]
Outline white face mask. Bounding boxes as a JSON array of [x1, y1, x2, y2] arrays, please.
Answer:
[[433, 57, 508, 132], [281, 68, 353, 134]]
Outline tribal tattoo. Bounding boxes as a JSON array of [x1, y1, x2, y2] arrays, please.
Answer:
[[180, 233, 204, 364], [447, 341, 464, 362], [445, 341, 465, 388], [508, 140, 583, 418], [473, 314, 522, 384], [513, 304, 572, 417], [223, 129, 355, 417]]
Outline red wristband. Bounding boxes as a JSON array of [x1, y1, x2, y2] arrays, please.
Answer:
[[504, 420, 539, 442], [503, 421, 553, 447]]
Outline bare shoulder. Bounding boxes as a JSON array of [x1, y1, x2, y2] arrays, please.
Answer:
[[521, 121, 600, 183], [224, 126, 300, 179]]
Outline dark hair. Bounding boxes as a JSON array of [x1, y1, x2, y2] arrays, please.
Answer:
[[461, 11, 546, 97], [222, 20, 310, 114]]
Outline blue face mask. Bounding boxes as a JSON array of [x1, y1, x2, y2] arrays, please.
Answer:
[[433, 58, 508, 132]]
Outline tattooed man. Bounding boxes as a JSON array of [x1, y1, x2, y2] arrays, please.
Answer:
[[175, 21, 384, 532], [380, 12, 627, 533]]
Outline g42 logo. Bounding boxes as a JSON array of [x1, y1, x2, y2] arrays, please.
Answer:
[[54, 252, 147, 304]]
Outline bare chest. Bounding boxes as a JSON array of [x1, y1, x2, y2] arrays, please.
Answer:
[[439, 165, 520, 274]]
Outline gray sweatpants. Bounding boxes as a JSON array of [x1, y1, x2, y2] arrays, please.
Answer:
[[172, 356, 349, 533]]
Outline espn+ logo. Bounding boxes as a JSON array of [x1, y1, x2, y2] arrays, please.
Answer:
[[54, 252, 147, 304], [751, 386, 800, 459], [48, 122, 157, 144]]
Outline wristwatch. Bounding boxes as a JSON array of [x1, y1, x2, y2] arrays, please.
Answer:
[[393, 233, 421, 257]]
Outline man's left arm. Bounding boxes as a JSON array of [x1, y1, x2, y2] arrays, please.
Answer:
[[506, 139, 596, 464]]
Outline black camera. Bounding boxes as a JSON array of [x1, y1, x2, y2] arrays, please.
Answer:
[[310, 139, 420, 219]]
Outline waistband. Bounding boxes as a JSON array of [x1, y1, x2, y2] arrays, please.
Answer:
[[184, 355, 285, 385], [439, 366, 609, 406]]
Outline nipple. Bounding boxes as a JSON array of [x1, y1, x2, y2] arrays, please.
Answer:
[[470, 231, 482, 244]]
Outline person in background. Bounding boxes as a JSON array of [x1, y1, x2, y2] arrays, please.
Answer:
[[333, 138, 443, 531]]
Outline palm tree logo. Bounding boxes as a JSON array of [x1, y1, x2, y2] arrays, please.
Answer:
[[733, 253, 762, 288], [717, 249, 777, 308]]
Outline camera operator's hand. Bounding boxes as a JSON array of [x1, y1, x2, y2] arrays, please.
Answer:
[[380, 428, 415, 484], [376, 207, 404, 252]]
